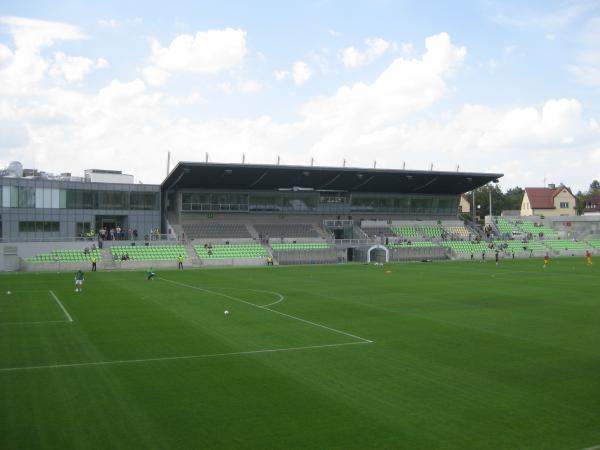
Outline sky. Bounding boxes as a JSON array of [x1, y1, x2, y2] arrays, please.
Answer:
[[1, 0, 600, 192]]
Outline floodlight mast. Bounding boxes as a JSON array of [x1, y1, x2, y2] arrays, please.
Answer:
[[489, 184, 492, 219], [166, 151, 171, 176], [489, 179, 500, 219]]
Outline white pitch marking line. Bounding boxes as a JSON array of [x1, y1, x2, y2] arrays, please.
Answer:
[[0, 341, 370, 372], [262, 295, 285, 307], [214, 287, 285, 307], [580, 446, 600, 450], [158, 278, 373, 344], [49, 290, 73, 323]]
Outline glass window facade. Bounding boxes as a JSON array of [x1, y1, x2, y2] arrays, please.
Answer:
[[182, 193, 249, 211], [1, 184, 159, 211], [1, 178, 161, 241], [181, 190, 458, 215], [19, 221, 60, 233], [131, 192, 159, 210], [351, 194, 458, 214], [248, 193, 318, 212]]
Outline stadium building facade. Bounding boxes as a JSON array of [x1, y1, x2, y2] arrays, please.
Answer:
[[0, 175, 160, 241], [1, 161, 508, 270]]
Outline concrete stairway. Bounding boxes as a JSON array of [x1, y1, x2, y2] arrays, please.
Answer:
[[184, 242, 202, 267], [101, 247, 116, 270]]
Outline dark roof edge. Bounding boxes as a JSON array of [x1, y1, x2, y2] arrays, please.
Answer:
[[163, 161, 503, 187]]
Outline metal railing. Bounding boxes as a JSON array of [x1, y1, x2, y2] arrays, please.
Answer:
[[323, 219, 354, 228]]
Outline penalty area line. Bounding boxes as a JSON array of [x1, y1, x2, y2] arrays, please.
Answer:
[[158, 277, 373, 344], [0, 341, 370, 372], [49, 290, 73, 323]]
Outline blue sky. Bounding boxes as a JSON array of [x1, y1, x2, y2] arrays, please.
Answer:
[[1, 0, 599, 191]]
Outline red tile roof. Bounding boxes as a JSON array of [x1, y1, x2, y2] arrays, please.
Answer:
[[525, 186, 573, 209]]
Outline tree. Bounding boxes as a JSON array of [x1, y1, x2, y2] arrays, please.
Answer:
[[504, 187, 524, 211]]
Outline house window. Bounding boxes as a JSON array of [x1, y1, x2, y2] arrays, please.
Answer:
[[559, 202, 569, 208]]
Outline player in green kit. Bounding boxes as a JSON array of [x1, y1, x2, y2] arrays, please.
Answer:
[[74, 269, 85, 292], [147, 267, 156, 280]]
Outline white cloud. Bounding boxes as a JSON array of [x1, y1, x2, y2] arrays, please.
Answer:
[[568, 64, 600, 86], [493, 2, 595, 30], [568, 17, 600, 86], [238, 79, 262, 93], [589, 148, 600, 163], [301, 32, 466, 134], [0, 16, 87, 94], [2, 29, 599, 192], [49, 52, 94, 82], [96, 58, 109, 69], [165, 91, 204, 106], [339, 37, 395, 68], [274, 70, 289, 81], [142, 65, 170, 86], [503, 45, 516, 55], [0, 16, 85, 49], [401, 42, 413, 55], [216, 81, 233, 94], [98, 19, 119, 28], [216, 79, 262, 94], [148, 28, 247, 74], [329, 29, 341, 37], [292, 61, 312, 85]]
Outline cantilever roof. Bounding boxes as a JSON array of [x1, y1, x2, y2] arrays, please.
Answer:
[[162, 162, 502, 195]]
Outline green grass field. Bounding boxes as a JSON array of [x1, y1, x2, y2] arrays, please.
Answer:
[[1, 259, 599, 449]]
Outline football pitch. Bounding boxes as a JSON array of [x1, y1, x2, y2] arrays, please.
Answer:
[[1, 259, 599, 450]]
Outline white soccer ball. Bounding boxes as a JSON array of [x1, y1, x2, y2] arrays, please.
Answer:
[[6, 291, 11, 295], [224, 310, 229, 315]]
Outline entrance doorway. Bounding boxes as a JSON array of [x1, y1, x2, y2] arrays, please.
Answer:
[[96, 216, 127, 240], [347, 247, 354, 262]]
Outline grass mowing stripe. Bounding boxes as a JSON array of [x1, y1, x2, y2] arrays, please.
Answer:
[[49, 290, 73, 323], [158, 277, 374, 343], [0, 320, 69, 326], [0, 341, 370, 372]]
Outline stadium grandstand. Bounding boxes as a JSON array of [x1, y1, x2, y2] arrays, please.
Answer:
[[5, 160, 600, 271], [160, 162, 502, 265]]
